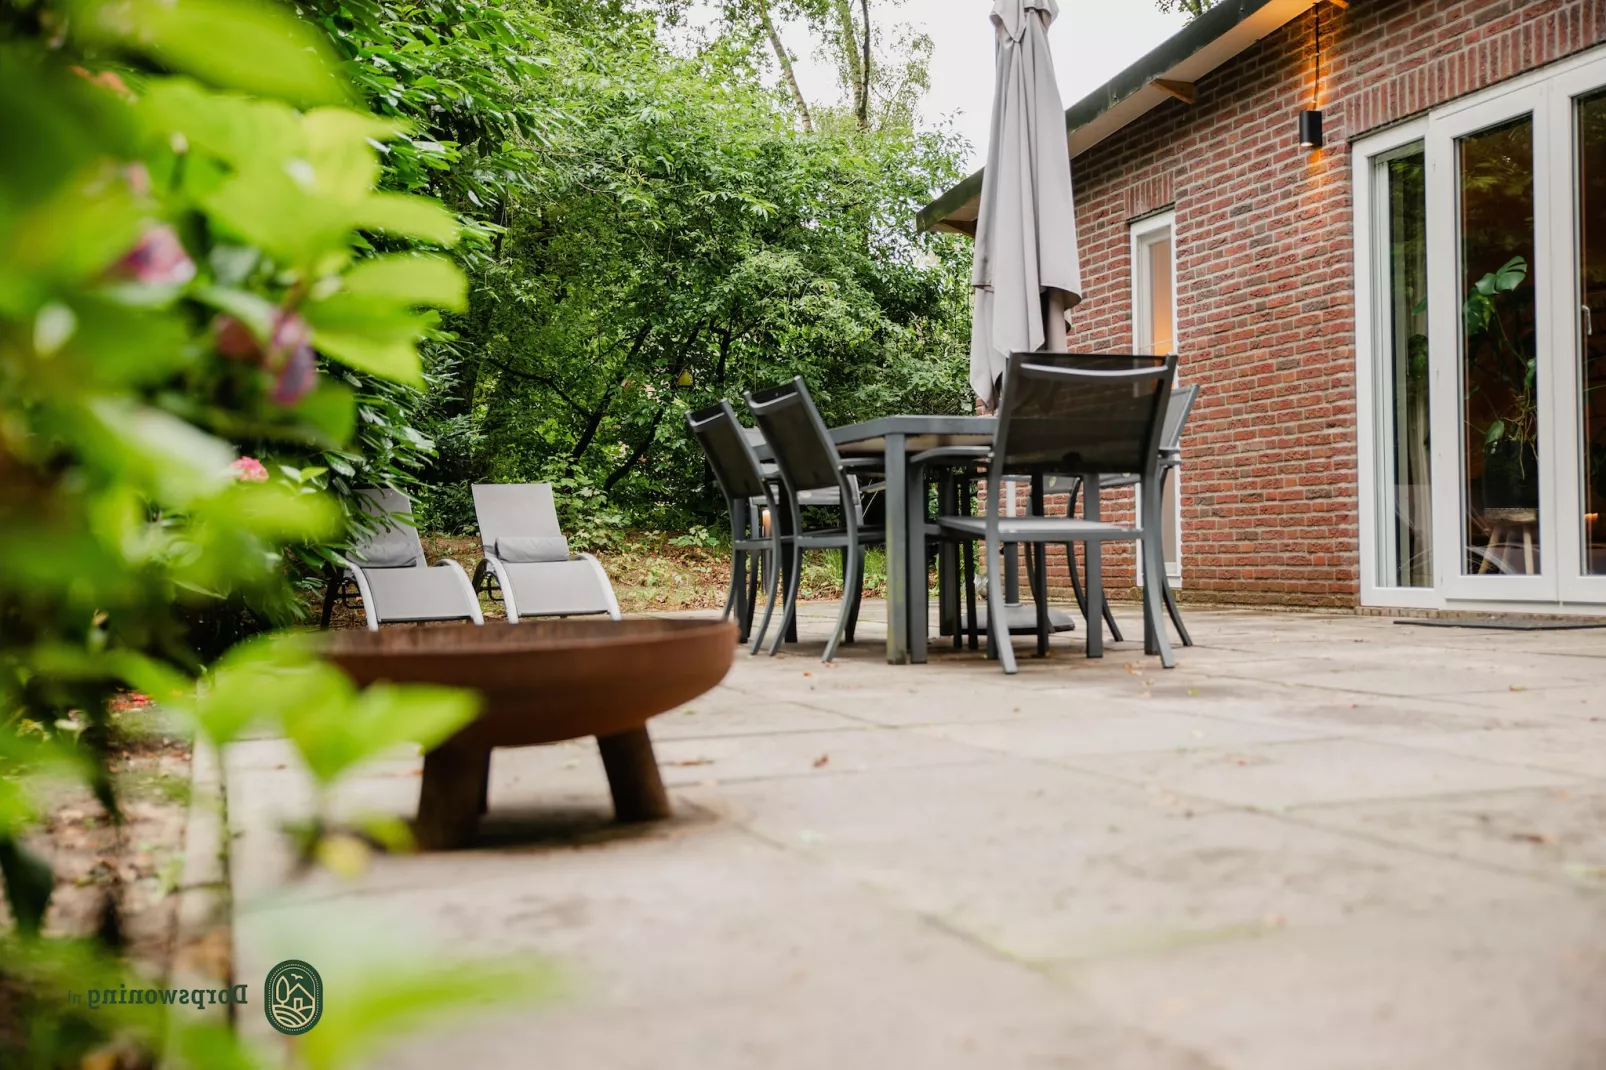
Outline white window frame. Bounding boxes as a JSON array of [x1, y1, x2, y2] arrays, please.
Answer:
[[1130, 210, 1182, 585], [1353, 43, 1606, 613]]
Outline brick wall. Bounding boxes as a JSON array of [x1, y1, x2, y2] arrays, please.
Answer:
[[1047, 0, 1606, 608]]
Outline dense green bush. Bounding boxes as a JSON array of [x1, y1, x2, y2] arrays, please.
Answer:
[[307, 0, 976, 539]]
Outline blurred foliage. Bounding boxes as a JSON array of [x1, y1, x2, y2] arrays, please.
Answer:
[[0, 0, 544, 1065], [304, 0, 976, 541]]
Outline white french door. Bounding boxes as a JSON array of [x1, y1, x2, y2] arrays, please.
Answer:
[[1357, 46, 1606, 609]]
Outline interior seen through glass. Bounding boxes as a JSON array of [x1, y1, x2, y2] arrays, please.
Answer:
[[1458, 116, 1540, 576], [1383, 148, 1431, 587], [1578, 90, 1606, 575]]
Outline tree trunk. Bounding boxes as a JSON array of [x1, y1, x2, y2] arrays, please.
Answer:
[[832, 0, 864, 121], [857, 0, 871, 128], [757, 0, 813, 133]]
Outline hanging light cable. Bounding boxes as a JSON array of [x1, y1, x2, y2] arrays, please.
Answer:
[[1299, 4, 1326, 149]]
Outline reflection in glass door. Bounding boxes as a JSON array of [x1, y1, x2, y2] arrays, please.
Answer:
[[1458, 117, 1540, 575], [1379, 148, 1432, 586], [1579, 91, 1606, 575]]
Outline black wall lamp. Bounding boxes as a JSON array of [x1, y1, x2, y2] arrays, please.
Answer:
[[1299, 2, 1330, 149]]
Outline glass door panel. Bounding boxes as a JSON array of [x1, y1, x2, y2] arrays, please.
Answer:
[[1578, 90, 1606, 575], [1380, 148, 1432, 587], [1457, 117, 1541, 576]]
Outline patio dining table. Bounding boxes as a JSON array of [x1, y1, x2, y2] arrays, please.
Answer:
[[754, 414, 996, 665]]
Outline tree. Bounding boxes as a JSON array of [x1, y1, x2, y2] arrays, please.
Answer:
[[1157, 0, 1219, 16]]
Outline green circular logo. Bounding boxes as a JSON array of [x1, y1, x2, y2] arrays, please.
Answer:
[[263, 959, 323, 1036]]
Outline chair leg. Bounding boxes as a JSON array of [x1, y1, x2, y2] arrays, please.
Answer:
[[750, 541, 784, 656], [985, 537, 1017, 674], [1031, 543, 1050, 658], [825, 541, 862, 663], [963, 539, 979, 651], [1064, 542, 1089, 619], [1141, 529, 1177, 669], [723, 548, 743, 622], [768, 543, 803, 657], [320, 573, 340, 629], [1162, 572, 1193, 647], [846, 546, 865, 643]]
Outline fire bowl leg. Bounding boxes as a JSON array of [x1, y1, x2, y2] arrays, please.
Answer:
[[596, 726, 672, 823], [416, 742, 492, 850]]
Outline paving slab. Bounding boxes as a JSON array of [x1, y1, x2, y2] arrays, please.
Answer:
[[223, 605, 1606, 1069]]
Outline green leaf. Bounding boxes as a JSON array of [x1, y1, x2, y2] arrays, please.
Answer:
[[307, 327, 425, 386], [75, 0, 351, 107], [1485, 419, 1507, 447], [339, 254, 467, 311], [282, 682, 479, 786], [75, 398, 234, 508], [352, 193, 460, 246]]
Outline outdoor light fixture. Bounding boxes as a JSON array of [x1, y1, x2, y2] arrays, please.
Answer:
[[1299, 4, 1325, 149]]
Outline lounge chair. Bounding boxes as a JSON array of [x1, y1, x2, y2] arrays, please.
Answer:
[[470, 483, 621, 623], [321, 488, 484, 631]]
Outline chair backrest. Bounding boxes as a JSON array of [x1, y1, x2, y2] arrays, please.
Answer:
[[1161, 383, 1201, 453], [352, 488, 426, 568], [687, 401, 771, 503], [744, 378, 844, 495], [472, 483, 563, 557], [993, 352, 1176, 486]]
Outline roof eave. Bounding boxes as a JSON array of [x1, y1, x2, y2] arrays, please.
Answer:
[[916, 0, 1319, 235]]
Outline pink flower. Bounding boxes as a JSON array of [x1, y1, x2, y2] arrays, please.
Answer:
[[231, 457, 269, 483], [270, 343, 317, 407], [109, 225, 196, 287], [213, 315, 259, 360]]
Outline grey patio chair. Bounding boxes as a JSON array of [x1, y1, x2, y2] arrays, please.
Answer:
[[936, 352, 1179, 674], [688, 401, 786, 644], [470, 483, 621, 623], [744, 377, 884, 662], [321, 488, 484, 632], [1046, 382, 1201, 647]]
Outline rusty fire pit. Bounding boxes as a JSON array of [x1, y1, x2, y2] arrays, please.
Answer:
[[326, 618, 736, 849]]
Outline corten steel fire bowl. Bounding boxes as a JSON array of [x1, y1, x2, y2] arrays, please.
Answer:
[[326, 618, 736, 850]]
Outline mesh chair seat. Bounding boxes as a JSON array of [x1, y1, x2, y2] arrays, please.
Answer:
[[360, 564, 483, 623]]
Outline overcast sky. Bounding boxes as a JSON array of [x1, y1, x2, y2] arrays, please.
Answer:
[[680, 2, 1185, 172]]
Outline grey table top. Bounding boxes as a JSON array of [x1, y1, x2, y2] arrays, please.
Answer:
[[749, 415, 996, 461]]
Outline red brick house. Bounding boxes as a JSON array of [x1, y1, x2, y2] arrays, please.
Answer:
[[920, 0, 1606, 615]]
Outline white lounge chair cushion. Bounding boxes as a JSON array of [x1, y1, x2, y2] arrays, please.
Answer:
[[360, 564, 476, 622], [495, 535, 570, 563]]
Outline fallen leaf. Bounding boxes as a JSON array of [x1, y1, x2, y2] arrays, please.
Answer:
[[812, 753, 830, 768], [667, 758, 714, 768], [1509, 685, 1527, 692], [1513, 831, 1557, 846]]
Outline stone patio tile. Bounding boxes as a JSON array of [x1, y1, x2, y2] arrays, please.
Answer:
[[1052, 737, 1583, 809], [1195, 656, 1595, 699], [1066, 895, 1606, 1070], [681, 762, 1558, 965], [646, 696, 866, 740], [1294, 785, 1606, 887], [1376, 721, 1606, 780], [912, 708, 1332, 758], [237, 822, 1216, 1070]]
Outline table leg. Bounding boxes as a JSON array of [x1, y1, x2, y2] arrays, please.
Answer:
[[1085, 480, 1104, 659], [908, 458, 930, 664], [416, 741, 491, 850], [597, 726, 672, 822], [884, 434, 909, 664]]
